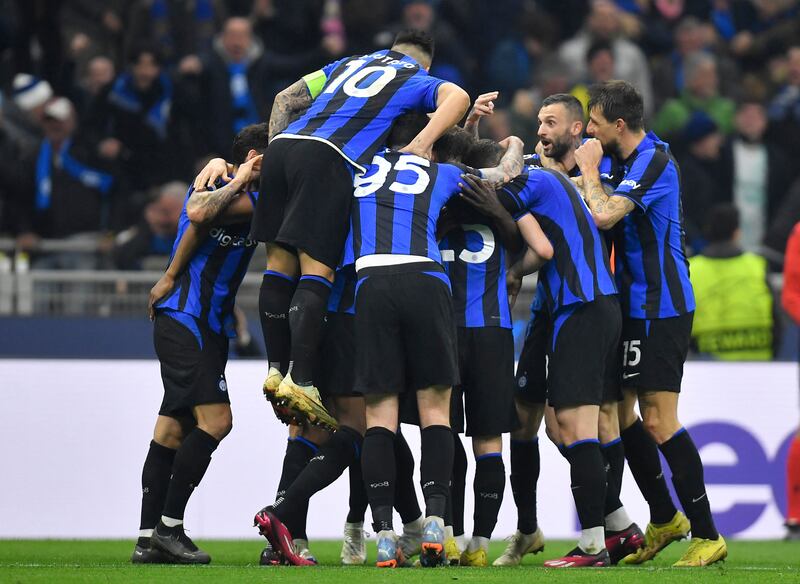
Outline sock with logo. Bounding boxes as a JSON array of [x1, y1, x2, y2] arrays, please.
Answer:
[[659, 428, 719, 540], [259, 271, 296, 374], [161, 428, 219, 520], [565, 440, 606, 533], [788, 435, 800, 524], [274, 427, 362, 532], [510, 438, 540, 534], [394, 430, 422, 524], [601, 438, 625, 517], [420, 425, 454, 518], [139, 440, 177, 542], [347, 448, 369, 524], [621, 419, 677, 524], [362, 426, 396, 532], [274, 436, 317, 540], [287, 275, 332, 385], [472, 453, 505, 539], [451, 432, 467, 537]]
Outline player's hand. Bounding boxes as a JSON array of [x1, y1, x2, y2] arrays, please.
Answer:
[[459, 174, 504, 217], [465, 91, 498, 126], [399, 142, 433, 160], [148, 274, 175, 321], [506, 268, 522, 309], [574, 138, 603, 172], [234, 154, 263, 184], [194, 158, 232, 192]]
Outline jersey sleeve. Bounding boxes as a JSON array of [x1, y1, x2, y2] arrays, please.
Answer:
[[247, 189, 260, 207], [407, 73, 446, 112], [612, 148, 670, 212], [498, 173, 536, 220]]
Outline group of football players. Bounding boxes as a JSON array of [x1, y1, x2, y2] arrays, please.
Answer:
[[131, 29, 728, 569]]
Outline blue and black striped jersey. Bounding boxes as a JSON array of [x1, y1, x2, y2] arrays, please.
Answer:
[[279, 50, 444, 172], [156, 187, 259, 337], [610, 132, 695, 319], [439, 199, 512, 329], [351, 149, 467, 265], [500, 167, 617, 314]]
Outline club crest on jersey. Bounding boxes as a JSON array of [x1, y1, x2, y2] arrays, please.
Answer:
[[218, 377, 228, 392], [209, 227, 257, 248]]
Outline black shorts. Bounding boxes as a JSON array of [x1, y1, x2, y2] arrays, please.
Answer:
[[547, 296, 622, 409], [153, 312, 230, 419], [317, 312, 358, 397], [515, 308, 550, 405], [250, 137, 355, 269], [354, 264, 459, 395], [621, 312, 694, 393], [458, 327, 519, 436]]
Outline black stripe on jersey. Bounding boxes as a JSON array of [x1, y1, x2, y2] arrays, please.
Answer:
[[661, 219, 687, 315], [633, 214, 661, 316], [374, 162, 400, 254], [197, 245, 229, 325], [545, 169, 604, 296], [480, 235, 501, 325], [219, 253, 251, 322], [611, 223, 631, 312], [536, 214, 588, 307], [177, 268, 191, 312], [630, 147, 669, 207], [410, 161, 439, 257], [296, 58, 358, 136], [501, 172, 530, 214]]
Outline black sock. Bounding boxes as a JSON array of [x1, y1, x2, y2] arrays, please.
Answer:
[[274, 426, 362, 527], [139, 440, 177, 533], [162, 429, 219, 520], [602, 438, 625, 517], [510, 438, 540, 534], [259, 271, 296, 374], [287, 276, 331, 385], [362, 426, 396, 532], [451, 432, 467, 536], [347, 448, 369, 524], [565, 440, 606, 530], [420, 425, 454, 519], [473, 453, 506, 538], [394, 430, 422, 524], [275, 436, 317, 540], [659, 428, 719, 540], [621, 419, 677, 524]]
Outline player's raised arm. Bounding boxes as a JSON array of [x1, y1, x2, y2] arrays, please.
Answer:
[[401, 82, 470, 159], [574, 138, 635, 230], [185, 154, 262, 226], [463, 91, 499, 139], [480, 135, 524, 188]]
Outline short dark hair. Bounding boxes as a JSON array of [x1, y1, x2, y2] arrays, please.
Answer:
[[433, 126, 474, 163], [128, 42, 163, 66], [705, 203, 739, 243], [586, 39, 613, 64], [387, 112, 429, 149], [588, 80, 644, 131], [464, 139, 504, 168], [232, 122, 269, 164], [392, 29, 435, 60], [541, 93, 584, 123]]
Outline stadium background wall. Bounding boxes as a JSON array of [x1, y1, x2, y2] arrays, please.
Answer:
[[0, 360, 795, 540]]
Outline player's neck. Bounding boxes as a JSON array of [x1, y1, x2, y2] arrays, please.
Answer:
[[619, 130, 647, 161], [560, 151, 577, 174], [391, 44, 430, 69]]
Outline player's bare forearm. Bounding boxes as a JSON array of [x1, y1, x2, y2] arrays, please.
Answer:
[[166, 223, 207, 279], [511, 247, 548, 277], [404, 83, 470, 157], [185, 178, 245, 226], [493, 209, 523, 255], [268, 79, 313, 140], [479, 138, 523, 188], [581, 170, 634, 230], [517, 213, 553, 262]]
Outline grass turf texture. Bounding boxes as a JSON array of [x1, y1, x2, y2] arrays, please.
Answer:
[[1, 539, 799, 583]]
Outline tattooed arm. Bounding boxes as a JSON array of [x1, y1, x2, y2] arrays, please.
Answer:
[[268, 79, 314, 140], [185, 154, 262, 226], [479, 136, 524, 188], [574, 139, 635, 230]]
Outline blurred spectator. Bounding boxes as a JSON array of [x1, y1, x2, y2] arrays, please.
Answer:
[[253, 0, 326, 56], [112, 181, 184, 270], [780, 220, 800, 539], [4, 73, 51, 153], [674, 112, 725, 251], [717, 100, 792, 252], [60, 0, 125, 67], [70, 56, 116, 120], [558, 0, 654, 116], [88, 44, 175, 196], [767, 46, 800, 157], [570, 39, 615, 115], [689, 203, 774, 360], [0, 96, 38, 235], [650, 16, 741, 111], [652, 51, 735, 140], [11, 0, 62, 87], [729, 0, 800, 69]]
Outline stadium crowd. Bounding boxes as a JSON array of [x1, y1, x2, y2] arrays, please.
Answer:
[[0, 0, 798, 262]]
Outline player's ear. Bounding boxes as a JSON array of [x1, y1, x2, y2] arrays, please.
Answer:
[[245, 149, 258, 162], [615, 118, 626, 134]]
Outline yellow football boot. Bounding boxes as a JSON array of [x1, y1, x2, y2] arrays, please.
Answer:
[[673, 536, 727, 567], [621, 511, 690, 564]]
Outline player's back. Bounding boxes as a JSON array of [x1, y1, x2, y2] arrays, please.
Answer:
[[280, 50, 444, 171], [501, 167, 616, 313], [351, 149, 464, 266], [156, 187, 259, 336]]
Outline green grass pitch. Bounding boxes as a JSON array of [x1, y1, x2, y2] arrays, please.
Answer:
[[1, 539, 799, 583]]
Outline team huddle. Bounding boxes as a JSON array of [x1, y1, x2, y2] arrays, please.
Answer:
[[132, 29, 728, 569]]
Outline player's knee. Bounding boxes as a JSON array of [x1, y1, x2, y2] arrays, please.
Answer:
[[200, 412, 233, 441], [641, 412, 669, 443]]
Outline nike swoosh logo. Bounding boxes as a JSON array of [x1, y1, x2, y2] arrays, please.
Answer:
[[692, 493, 707, 503], [622, 372, 640, 380], [134, 551, 143, 556]]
